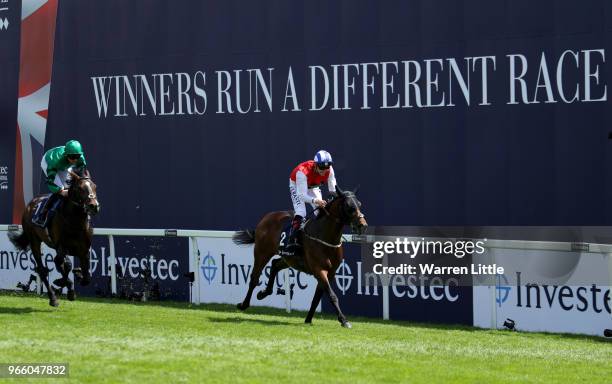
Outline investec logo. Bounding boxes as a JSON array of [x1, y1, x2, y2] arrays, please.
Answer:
[[0, 249, 55, 272], [0, 166, 8, 190], [0, 0, 8, 31], [88, 247, 180, 280], [335, 261, 353, 295], [335, 260, 460, 302], [501, 272, 611, 314], [200, 252, 310, 290], [496, 274, 511, 307], [201, 251, 217, 284]]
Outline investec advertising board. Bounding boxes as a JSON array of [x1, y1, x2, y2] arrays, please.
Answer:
[[324, 243, 473, 325], [474, 249, 611, 336], [195, 237, 319, 311], [0, 232, 189, 301], [80, 236, 189, 301], [324, 244, 384, 318], [0, 234, 69, 291]]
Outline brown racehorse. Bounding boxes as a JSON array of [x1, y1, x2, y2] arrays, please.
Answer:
[[232, 187, 367, 328], [8, 169, 100, 307]]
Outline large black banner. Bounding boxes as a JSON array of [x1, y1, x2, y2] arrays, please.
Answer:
[[40, 1, 612, 230], [0, 1, 20, 223]]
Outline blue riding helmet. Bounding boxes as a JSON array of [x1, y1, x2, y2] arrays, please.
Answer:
[[314, 150, 333, 169]]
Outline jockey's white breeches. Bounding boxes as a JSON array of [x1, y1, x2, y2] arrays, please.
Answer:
[[289, 180, 322, 218]]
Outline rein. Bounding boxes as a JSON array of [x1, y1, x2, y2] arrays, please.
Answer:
[[303, 232, 343, 248], [67, 194, 85, 207], [301, 196, 347, 248], [313, 195, 364, 223]]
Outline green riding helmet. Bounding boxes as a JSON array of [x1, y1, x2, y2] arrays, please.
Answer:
[[64, 140, 83, 156]]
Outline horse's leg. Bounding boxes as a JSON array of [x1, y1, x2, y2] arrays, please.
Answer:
[[237, 244, 272, 311], [52, 253, 64, 297], [65, 257, 76, 300], [304, 283, 324, 324], [77, 250, 91, 286], [257, 257, 288, 300], [316, 269, 351, 328], [52, 249, 66, 289], [54, 251, 75, 301], [31, 241, 58, 307]]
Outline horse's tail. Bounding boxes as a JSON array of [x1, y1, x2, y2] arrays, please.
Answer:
[[8, 230, 30, 251], [232, 229, 256, 245]]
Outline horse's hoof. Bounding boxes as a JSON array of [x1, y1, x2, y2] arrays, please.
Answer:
[[304, 319, 313, 324], [49, 299, 59, 307], [236, 303, 248, 311], [67, 290, 76, 301], [341, 321, 352, 329], [256, 291, 267, 300]]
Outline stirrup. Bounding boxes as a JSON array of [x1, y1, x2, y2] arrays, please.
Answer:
[[287, 228, 302, 246]]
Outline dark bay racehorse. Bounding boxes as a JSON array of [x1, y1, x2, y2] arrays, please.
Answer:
[[8, 169, 100, 307], [232, 187, 367, 328]]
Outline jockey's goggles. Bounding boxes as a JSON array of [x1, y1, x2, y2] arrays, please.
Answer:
[[67, 154, 81, 160], [316, 163, 331, 170]]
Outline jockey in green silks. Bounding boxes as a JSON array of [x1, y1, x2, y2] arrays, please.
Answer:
[[32, 140, 87, 227]]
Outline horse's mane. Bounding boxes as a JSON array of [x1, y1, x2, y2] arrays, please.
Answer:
[[67, 167, 90, 184]]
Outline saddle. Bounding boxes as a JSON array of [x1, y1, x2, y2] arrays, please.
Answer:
[[279, 197, 333, 257], [278, 217, 312, 257], [32, 194, 62, 228], [278, 222, 298, 257]]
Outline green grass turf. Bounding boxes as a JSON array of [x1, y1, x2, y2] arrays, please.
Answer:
[[0, 292, 610, 383]]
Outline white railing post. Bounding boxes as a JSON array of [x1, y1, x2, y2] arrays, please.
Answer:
[[284, 268, 291, 313], [382, 253, 389, 320], [187, 237, 192, 304], [108, 235, 117, 296], [191, 237, 201, 305], [608, 252, 612, 320], [490, 250, 497, 330]]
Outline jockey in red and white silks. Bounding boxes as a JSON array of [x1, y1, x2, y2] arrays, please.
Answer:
[[287, 150, 337, 244]]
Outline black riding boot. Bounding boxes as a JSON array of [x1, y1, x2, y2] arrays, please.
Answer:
[[287, 215, 304, 246], [32, 194, 60, 228]]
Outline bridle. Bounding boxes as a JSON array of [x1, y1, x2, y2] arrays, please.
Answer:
[[67, 177, 97, 210], [321, 194, 365, 226], [304, 194, 365, 248]]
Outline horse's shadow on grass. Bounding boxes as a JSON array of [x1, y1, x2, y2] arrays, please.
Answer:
[[0, 306, 54, 315], [206, 316, 294, 326]]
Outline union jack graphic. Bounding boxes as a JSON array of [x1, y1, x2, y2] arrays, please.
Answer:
[[12, 0, 58, 223]]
